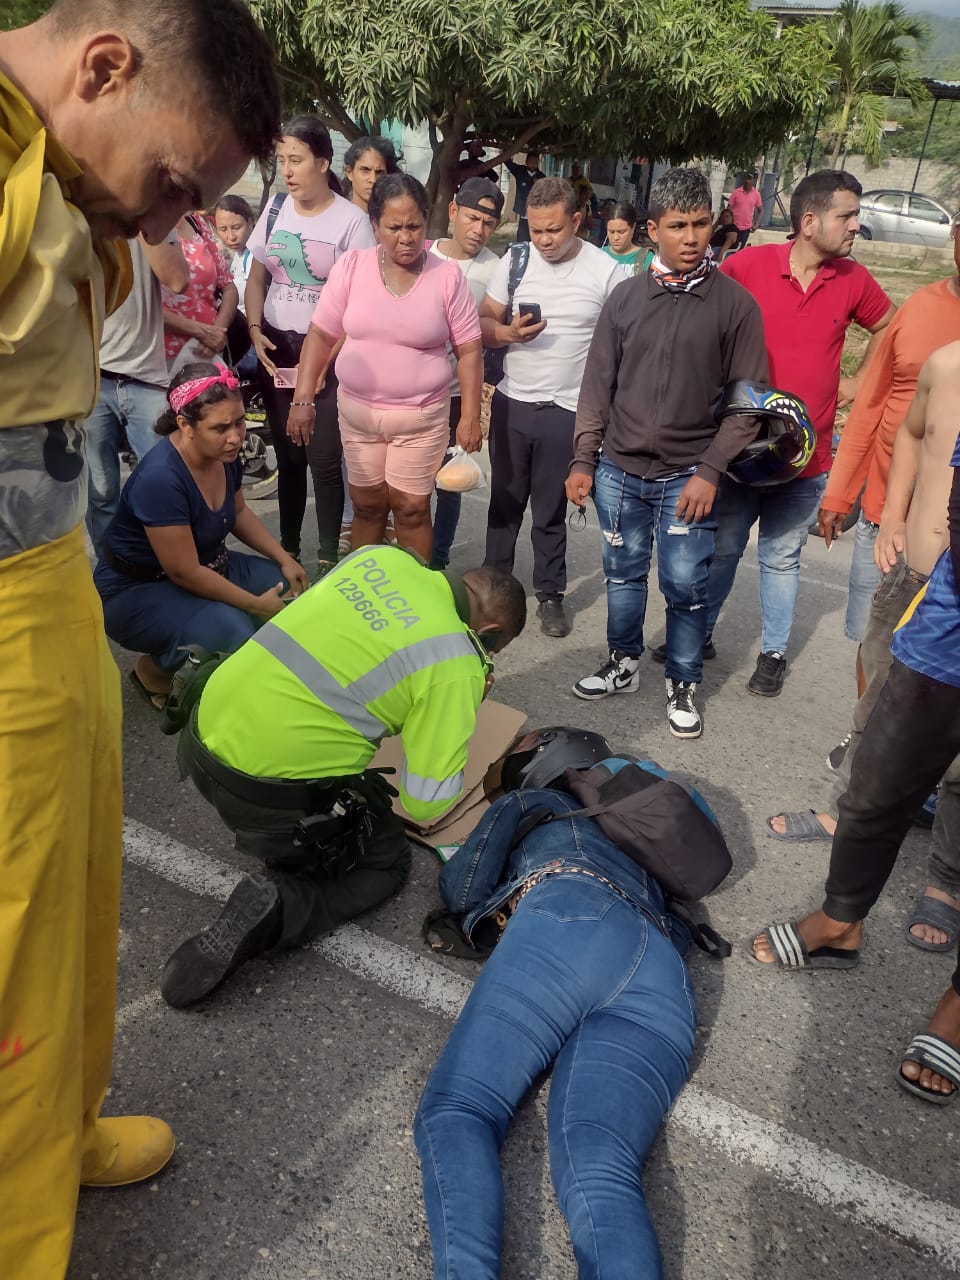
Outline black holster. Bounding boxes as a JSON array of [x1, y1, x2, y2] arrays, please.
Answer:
[[178, 714, 394, 879]]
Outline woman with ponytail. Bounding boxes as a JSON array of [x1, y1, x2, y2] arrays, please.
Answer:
[[244, 115, 375, 573]]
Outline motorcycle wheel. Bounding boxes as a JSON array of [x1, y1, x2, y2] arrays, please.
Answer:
[[241, 392, 279, 500]]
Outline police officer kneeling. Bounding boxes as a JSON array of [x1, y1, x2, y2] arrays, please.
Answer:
[[161, 546, 527, 1007]]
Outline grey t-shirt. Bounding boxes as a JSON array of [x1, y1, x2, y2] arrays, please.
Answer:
[[98, 236, 171, 388]]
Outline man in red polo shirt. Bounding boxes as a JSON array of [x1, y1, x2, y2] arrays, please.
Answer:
[[703, 170, 894, 697]]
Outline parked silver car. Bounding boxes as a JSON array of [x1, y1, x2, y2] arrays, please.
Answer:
[[858, 190, 955, 248]]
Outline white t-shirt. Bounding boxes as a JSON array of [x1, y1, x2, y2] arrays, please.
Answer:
[[247, 192, 375, 334], [486, 239, 630, 412], [429, 240, 499, 395], [98, 235, 176, 389]]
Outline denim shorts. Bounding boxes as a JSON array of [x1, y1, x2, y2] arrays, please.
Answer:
[[844, 513, 881, 642]]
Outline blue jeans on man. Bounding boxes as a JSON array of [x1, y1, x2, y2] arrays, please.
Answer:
[[705, 471, 829, 655], [84, 373, 166, 557], [594, 457, 718, 685], [414, 875, 695, 1279]]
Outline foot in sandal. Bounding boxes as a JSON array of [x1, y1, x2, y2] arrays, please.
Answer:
[[129, 656, 173, 712], [751, 909, 862, 970], [899, 987, 960, 1104]]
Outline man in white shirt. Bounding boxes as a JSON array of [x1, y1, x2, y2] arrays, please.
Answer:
[[429, 178, 504, 568], [83, 233, 189, 557], [480, 177, 629, 636]]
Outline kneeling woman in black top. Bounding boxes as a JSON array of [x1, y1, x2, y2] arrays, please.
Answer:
[[95, 362, 307, 710]]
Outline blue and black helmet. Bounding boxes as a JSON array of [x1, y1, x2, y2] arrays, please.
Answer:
[[718, 380, 816, 487]]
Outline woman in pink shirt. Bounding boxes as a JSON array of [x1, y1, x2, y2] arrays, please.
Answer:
[[289, 174, 483, 560]]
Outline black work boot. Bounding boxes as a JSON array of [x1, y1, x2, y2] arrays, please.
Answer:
[[537, 597, 571, 638], [161, 875, 282, 1008]]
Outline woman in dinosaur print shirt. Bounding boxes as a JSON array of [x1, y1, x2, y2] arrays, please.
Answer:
[[245, 115, 375, 570]]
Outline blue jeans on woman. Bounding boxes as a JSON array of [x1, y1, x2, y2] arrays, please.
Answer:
[[704, 472, 828, 655], [414, 875, 696, 1280], [99, 552, 284, 671], [593, 457, 718, 685]]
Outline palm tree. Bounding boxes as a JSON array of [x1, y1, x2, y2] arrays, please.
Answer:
[[823, 0, 929, 167]]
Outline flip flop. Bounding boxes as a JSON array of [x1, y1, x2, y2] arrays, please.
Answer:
[[897, 1033, 960, 1105], [753, 921, 860, 971], [129, 668, 168, 713], [904, 892, 960, 952], [765, 810, 834, 842]]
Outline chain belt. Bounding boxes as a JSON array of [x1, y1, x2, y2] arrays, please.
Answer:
[[513, 861, 631, 908]]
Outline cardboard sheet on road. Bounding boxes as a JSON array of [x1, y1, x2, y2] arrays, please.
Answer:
[[370, 700, 526, 856]]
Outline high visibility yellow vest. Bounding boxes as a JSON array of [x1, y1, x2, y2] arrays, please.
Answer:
[[198, 547, 488, 824]]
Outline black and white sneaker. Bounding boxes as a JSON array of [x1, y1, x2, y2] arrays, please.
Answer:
[[666, 679, 702, 738], [573, 650, 640, 700], [160, 874, 282, 1008]]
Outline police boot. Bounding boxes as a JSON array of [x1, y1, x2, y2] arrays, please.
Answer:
[[161, 875, 282, 1008]]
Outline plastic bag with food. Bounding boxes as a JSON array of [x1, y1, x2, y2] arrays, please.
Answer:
[[435, 446, 487, 492]]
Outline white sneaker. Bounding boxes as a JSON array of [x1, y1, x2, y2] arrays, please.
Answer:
[[573, 650, 640, 700], [666, 679, 702, 738]]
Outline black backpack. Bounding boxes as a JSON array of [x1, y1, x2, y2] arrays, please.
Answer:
[[542, 759, 732, 903], [515, 759, 733, 958], [424, 760, 732, 961]]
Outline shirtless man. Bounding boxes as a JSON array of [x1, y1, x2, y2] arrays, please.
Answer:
[[766, 341, 960, 950], [818, 214, 960, 697], [753, 341, 960, 1102]]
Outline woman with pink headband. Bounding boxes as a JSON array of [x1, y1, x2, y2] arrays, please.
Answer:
[[94, 362, 308, 711]]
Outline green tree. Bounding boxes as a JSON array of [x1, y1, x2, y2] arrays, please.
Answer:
[[0, 0, 51, 31], [251, 0, 830, 232], [821, 0, 929, 167]]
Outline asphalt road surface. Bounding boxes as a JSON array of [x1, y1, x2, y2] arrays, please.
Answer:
[[70, 472, 960, 1279]]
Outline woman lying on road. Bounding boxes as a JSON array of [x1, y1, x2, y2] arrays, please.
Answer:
[[95, 362, 307, 710], [415, 727, 701, 1279]]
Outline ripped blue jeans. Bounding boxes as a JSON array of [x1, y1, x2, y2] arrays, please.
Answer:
[[593, 456, 718, 685]]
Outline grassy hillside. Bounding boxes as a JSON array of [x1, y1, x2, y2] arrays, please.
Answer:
[[913, 12, 960, 79]]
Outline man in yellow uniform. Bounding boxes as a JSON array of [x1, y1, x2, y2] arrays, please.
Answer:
[[0, 2, 279, 1275], [161, 547, 527, 1007]]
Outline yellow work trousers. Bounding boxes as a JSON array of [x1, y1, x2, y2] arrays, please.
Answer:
[[0, 527, 123, 1279]]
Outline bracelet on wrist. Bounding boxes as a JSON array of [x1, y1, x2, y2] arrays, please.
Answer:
[[291, 401, 316, 408], [248, 322, 262, 330]]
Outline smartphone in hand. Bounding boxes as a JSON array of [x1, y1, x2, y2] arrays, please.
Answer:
[[517, 303, 542, 326], [273, 367, 299, 389]]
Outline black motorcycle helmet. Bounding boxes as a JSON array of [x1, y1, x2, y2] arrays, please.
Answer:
[[485, 726, 612, 796], [718, 380, 816, 487]]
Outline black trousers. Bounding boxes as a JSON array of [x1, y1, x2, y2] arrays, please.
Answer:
[[484, 391, 573, 601], [183, 737, 412, 949], [257, 322, 344, 559], [824, 658, 960, 995]]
